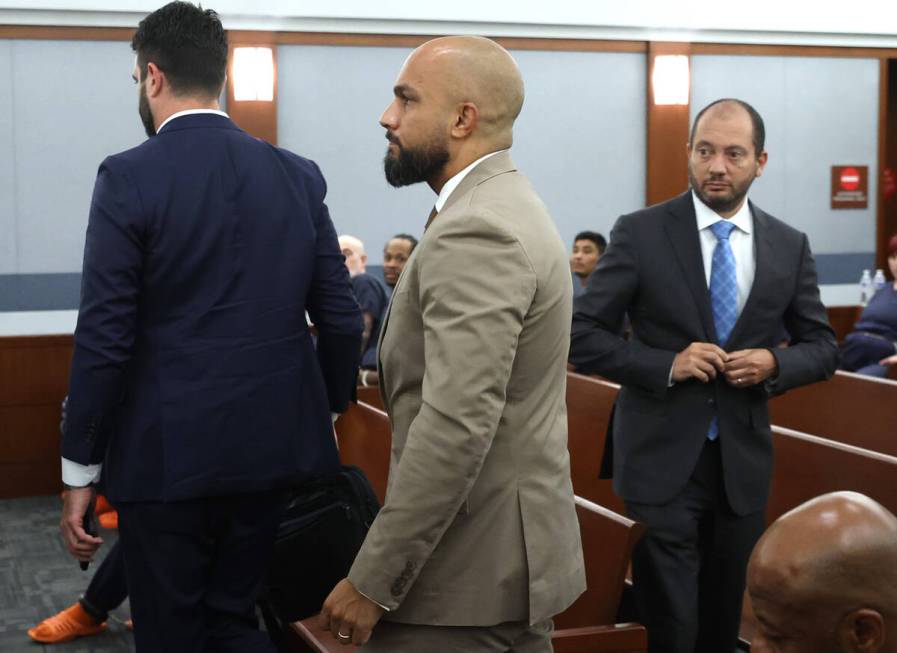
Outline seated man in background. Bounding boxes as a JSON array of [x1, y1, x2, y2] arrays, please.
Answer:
[[570, 230, 606, 296], [748, 491, 897, 653], [382, 233, 418, 294], [339, 234, 388, 384], [841, 234, 897, 378]]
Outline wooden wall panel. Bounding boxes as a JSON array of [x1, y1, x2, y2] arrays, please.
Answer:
[[878, 58, 897, 271], [0, 335, 72, 498], [646, 42, 691, 206]]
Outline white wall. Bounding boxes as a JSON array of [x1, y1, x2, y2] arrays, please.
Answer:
[[2, 1, 897, 47]]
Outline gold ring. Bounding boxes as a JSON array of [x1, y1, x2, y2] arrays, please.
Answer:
[[737, 378, 742, 383], [337, 632, 352, 641]]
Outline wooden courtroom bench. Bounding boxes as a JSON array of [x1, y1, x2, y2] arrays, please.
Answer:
[[291, 494, 647, 653], [355, 385, 383, 410], [769, 371, 897, 457], [333, 400, 391, 504]]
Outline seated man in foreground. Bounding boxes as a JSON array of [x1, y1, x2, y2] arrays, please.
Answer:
[[748, 491, 897, 653]]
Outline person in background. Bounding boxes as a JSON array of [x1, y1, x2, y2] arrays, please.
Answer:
[[570, 230, 606, 297], [382, 233, 418, 293], [339, 234, 389, 381], [748, 492, 897, 653], [841, 234, 897, 378]]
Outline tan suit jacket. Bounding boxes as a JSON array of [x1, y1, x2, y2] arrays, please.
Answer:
[[348, 151, 585, 627]]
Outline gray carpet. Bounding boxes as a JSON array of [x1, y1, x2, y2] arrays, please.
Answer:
[[0, 495, 133, 652]]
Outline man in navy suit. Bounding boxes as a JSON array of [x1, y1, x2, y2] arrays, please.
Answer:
[[59, 3, 363, 650], [570, 99, 839, 653]]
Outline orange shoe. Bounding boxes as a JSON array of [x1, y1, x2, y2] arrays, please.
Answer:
[[27, 603, 107, 643], [98, 510, 119, 530], [95, 494, 114, 515]]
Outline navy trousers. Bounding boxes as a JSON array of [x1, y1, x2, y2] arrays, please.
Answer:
[[79, 539, 128, 621], [117, 490, 286, 653]]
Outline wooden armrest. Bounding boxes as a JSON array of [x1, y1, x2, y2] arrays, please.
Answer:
[[552, 622, 648, 653]]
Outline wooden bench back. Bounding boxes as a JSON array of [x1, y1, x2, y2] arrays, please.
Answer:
[[554, 496, 645, 630], [769, 371, 897, 458], [333, 401, 391, 504], [769, 425, 897, 522], [565, 373, 626, 515]]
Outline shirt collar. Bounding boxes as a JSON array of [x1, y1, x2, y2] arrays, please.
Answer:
[[157, 109, 230, 134], [691, 190, 753, 235], [434, 149, 507, 213]]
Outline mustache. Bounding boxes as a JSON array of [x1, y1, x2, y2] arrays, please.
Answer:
[[385, 132, 400, 146]]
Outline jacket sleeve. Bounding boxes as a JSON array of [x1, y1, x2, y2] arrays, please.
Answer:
[[569, 213, 676, 398], [62, 157, 143, 466], [767, 233, 839, 394], [305, 198, 364, 413], [347, 210, 536, 609]]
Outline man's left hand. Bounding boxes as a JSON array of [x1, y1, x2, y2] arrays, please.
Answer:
[[321, 578, 385, 646], [723, 348, 778, 387], [60, 486, 103, 562]]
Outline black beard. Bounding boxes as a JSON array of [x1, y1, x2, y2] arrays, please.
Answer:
[[139, 84, 156, 138], [383, 138, 449, 188], [688, 168, 750, 215]]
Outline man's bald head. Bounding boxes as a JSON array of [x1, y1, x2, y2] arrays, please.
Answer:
[[380, 36, 525, 190], [407, 36, 524, 145], [748, 492, 897, 652], [338, 234, 367, 277]]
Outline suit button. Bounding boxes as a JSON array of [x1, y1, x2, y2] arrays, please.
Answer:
[[707, 398, 715, 406]]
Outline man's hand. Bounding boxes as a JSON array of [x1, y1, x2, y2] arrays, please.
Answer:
[[321, 578, 385, 646], [671, 342, 728, 383], [880, 354, 897, 366], [60, 486, 103, 562], [723, 349, 778, 387]]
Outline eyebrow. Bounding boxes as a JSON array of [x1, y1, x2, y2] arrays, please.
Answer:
[[393, 84, 419, 99]]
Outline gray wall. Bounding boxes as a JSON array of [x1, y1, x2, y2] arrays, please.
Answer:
[[0, 39, 146, 277], [691, 55, 879, 262], [277, 45, 646, 260]]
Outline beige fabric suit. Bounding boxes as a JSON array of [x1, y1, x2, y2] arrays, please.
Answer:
[[348, 151, 586, 628]]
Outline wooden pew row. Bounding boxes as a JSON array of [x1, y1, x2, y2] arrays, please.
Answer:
[[291, 400, 647, 653], [768, 371, 897, 458], [355, 385, 383, 410]]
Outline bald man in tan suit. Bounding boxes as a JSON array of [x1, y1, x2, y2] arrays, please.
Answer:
[[321, 36, 585, 651]]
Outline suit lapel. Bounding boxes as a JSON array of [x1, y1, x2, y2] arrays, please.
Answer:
[[726, 202, 773, 347], [663, 193, 716, 342]]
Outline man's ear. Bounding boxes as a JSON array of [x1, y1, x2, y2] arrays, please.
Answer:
[[450, 102, 478, 139], [145, 62, 164, 98], [835, 609, 884, 653]]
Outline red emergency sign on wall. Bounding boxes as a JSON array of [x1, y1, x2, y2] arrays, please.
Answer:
[[831, 165, 868, 209]]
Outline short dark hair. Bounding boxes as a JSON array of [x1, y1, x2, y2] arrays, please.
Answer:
[[131, 2, 227, 98], [888, 234, 897, 257], [689, 98, 766, 157], [389, 233, 419, 252], [574, 231, 607, 255]]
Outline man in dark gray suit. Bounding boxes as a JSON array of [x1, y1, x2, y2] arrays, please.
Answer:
[[570, 98, 839, 653]]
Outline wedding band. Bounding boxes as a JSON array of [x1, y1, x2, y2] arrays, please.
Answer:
[[737, 377, 743, 383], [337, 632, 352, 641]]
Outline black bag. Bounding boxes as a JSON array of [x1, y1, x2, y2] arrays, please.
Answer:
[[259, 465, 380, 643]]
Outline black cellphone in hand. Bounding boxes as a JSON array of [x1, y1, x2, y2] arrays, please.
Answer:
[[80, 495, 98, 571]]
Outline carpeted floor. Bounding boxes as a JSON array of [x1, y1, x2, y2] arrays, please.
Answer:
[[0, 495, 133, 652]]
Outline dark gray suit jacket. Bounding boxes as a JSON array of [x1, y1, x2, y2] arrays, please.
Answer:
[[570, 191, 838, 515]]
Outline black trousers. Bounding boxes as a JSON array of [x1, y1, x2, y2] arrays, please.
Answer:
[[625, 439, 765, 653], [79, 539, 128, 622], [117, 490, 286, 653]]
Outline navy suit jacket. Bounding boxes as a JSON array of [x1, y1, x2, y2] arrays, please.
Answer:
[[63, 114, 364, 502], [570, 192, 839, 515]]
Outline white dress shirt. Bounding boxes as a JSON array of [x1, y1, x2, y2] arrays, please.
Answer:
[[692, 190, 756, 315], [433, 149, 507, 213], [62, 109, 230, 487]]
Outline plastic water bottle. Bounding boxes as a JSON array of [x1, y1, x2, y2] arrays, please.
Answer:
[[873, 269, 887, 294], [859, 269, 872, 306]]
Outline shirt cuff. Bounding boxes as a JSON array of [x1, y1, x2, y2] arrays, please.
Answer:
[[61, 458, 102, 487], [356, 587, 390, 612], [667, 363, 676, 387]]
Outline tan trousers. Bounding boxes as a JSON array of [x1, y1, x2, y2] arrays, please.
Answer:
[[361, 618, 553, 652]]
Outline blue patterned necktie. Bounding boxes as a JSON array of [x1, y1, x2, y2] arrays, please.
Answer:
[[707, 219, 738, 441]]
